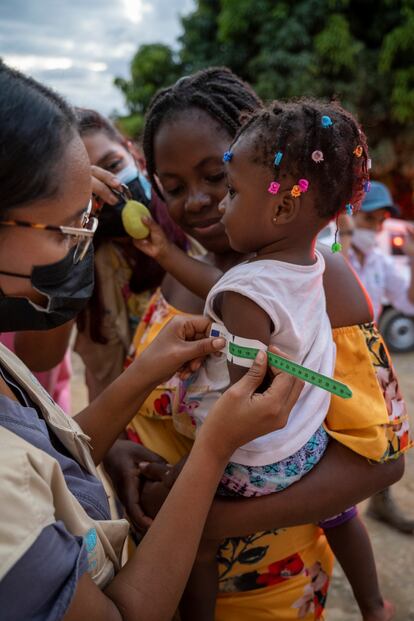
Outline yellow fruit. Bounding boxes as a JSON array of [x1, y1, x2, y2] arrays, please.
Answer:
[[121, 200, 151, 239]]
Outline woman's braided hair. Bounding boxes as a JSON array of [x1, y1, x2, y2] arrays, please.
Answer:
[[231, 98, 370, 219], [142, 67, 263, 198]]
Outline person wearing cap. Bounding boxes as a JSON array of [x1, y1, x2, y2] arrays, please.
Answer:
[[347, 180, 414, 534], [349, 181, 414, 321]]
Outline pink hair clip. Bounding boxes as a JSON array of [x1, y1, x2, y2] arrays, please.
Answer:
[[268, 181, 280, 194], [298, 179, 309, 192], [311, 150, 324, 163]]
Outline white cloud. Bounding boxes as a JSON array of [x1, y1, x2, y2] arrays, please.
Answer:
[[120, 0, 153, 24], [4, 55, 74, 72], [0, 0, 195, 114]]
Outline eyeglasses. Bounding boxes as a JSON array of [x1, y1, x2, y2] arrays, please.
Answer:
[[0, 200, 98, 263]]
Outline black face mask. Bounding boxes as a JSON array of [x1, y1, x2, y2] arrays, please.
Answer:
[[96, 175, 151, 239], [0, 244, 94, 332]]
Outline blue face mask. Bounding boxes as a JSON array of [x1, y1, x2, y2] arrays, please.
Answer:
[[96, 164, 152, 239], [117, 163, 139, 185], [117, 164, 152, 200]]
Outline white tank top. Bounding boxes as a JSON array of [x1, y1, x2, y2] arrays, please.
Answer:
[[188, 251, 335, 466]]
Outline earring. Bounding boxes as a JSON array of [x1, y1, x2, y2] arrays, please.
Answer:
[[331, 214, 342, 253]]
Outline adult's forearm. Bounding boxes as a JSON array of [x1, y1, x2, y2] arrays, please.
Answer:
[[105, 439, 228, 621], [74, 358, 159, 464], [204, 442, 404, 539], [75, 315, 227, 465]]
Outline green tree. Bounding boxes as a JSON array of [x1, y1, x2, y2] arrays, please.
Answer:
[[177, 0, 414, 176], [115, 0, 414, 184], [115, 43, 182, 136]]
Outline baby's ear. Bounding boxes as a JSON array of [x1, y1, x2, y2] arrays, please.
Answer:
[[271, 190, 300, 224]]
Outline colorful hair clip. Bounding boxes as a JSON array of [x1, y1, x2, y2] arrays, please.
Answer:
[[298, 179, 309, 192], [268, 181, 280, 194], [274, 151, 283, 166], [367, 158, 372, 170], [223, 151, 233, 162], [321, 115, 333, 128], [311, 150, 324, 163], [345, 203, 353, 215], [291, 185, 301, 198], [364, 180, 371, 192], [353, 145, 363, 158]]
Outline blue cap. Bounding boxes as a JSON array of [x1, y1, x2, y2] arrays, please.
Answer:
[[361, 181, 400, 216]]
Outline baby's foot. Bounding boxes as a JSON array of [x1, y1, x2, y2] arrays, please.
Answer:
[[363, 600, 395, 621]]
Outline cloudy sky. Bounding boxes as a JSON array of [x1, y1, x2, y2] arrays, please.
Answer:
[[0, 0, 194, 114]]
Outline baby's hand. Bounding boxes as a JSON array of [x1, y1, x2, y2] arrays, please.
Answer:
[[133, 216, 171, 263]]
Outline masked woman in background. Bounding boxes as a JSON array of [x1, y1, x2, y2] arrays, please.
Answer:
[[75, 109, 188, 400]]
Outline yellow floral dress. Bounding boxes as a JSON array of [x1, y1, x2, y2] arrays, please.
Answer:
[[126, 288, 411, 621]]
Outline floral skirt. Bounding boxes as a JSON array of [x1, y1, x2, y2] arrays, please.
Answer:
[[128, 413, 333, 621], [127, 293, 411, 620]]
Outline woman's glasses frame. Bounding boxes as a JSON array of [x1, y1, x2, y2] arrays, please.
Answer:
[[0, 199, 98, 263]]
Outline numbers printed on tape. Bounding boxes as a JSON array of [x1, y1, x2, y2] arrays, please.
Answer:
[[228, 342, 352, 400]]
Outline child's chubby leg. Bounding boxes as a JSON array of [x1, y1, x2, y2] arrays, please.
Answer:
[[321, 509, 394, 621], [180, 537, 220, 621]]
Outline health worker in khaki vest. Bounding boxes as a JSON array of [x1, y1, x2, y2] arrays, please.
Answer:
[[0, 62, 307, 621]]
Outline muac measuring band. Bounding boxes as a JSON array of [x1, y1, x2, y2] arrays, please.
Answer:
[[210, 322, 352, 400]]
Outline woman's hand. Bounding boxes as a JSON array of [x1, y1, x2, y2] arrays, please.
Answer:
[[103, 439, 168, 533], [199, 346, 304, 461], [136, 315, 225, 385], [91, 165, 122, 207], [133, 217, 172, 263], [137, 349, 303, 525]]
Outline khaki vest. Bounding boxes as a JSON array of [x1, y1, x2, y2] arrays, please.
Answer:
[[0, 343, 129, 586]]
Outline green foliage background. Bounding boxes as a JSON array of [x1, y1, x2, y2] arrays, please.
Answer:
[[116, 0, 414, 180]]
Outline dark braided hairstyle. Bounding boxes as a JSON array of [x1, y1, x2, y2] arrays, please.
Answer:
[[231, 98, 370, 220], [142, 67, 263, 198]]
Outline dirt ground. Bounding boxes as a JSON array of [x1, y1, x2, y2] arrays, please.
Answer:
[[71, 351, 414, 620], [326, 352, 414, 621]]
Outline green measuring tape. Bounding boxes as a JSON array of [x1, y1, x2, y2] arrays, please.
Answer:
[[228, 341, 352, 400]]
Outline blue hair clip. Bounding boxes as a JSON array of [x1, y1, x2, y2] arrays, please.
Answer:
[[223, 151, 233, 162], [364, 180, 371, 193], [345, 203, 353, 215], [274, 151, 283, 166], [321, 115, 333, 128]]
